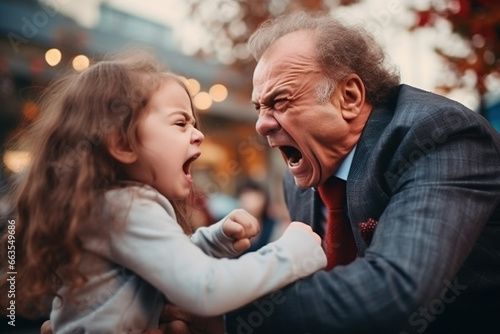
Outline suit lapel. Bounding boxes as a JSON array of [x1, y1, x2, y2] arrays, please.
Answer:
[[347, 94, 397, 253], [284, 171, 324, 234]]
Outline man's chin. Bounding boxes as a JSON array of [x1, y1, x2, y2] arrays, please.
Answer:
[[293, 174, 318, 189]]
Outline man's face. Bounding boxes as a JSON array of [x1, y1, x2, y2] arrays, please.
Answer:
[[252, 30, 354, 188]]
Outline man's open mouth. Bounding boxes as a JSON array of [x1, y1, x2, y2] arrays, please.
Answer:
[[183, 154, 200, 176], [280, 146, 302, 167]]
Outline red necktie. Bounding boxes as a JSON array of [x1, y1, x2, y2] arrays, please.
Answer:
[[317, 177, 357, 270]]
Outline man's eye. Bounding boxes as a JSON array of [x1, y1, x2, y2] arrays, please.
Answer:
[[273, 99, 287, 110]]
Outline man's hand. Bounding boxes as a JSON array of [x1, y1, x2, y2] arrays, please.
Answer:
[[160, 303, 225, 334], [222, 208, 260, 252]]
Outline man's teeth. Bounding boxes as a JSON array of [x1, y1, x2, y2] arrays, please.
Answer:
[[280, 146, 302, 167]]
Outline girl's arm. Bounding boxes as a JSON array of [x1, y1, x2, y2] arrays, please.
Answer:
[[189, 219, 240, 258], [99, 188, 326, 316]]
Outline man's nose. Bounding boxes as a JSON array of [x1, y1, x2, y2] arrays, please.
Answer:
[[255, 111, 280, 136]]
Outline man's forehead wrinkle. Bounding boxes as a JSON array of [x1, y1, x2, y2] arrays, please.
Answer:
[[253, 59, 319, 105], [254, 76, 291, 105], [274, 51, 318, 72]]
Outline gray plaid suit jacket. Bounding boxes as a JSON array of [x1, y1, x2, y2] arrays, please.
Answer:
[[226, 85, 500, 334]]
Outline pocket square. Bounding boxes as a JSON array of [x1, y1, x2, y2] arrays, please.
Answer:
[[358, 218, 378, 245]]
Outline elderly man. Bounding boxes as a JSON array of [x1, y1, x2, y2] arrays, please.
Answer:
[[224, 11, 500, 334]]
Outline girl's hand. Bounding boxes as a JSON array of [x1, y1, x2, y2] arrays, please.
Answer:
[[285, 221, 322, 244], [222, 209, 260, 252]]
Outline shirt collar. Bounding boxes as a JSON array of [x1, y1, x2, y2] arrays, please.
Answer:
[[334, 145, 356, 181], [311, 145, 357, 192]]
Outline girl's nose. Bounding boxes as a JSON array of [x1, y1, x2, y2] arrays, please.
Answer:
[[192, 127, 204, 144]]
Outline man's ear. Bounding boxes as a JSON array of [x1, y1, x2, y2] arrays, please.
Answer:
[[337, 74, 366, 121], [107, 134, 138, 164]]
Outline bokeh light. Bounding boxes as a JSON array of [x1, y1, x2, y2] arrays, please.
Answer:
[[185, 78, 201, 96], [193, 91, 212, 110], [22, 101, 39, 121], [3, 150, 31, 173], [209, 84, 228, 102], [72, 55, 90, 72], [45, 48, 62, 66]]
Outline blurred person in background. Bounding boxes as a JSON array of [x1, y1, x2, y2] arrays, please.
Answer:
[[236, 179, 286, 253]]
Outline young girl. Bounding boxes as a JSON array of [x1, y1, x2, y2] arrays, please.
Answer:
[[0, 50, 326, 333]]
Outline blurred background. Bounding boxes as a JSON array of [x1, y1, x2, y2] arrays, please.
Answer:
[[0, 0, 499, 332]]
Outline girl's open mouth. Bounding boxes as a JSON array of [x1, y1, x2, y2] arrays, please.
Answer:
[[183, 153, 200, 176]]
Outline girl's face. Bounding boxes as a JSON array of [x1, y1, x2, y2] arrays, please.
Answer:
[[134, 79, 204, 200]]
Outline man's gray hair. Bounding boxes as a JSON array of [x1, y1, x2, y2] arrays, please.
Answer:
[[248, 11, 400, 105]]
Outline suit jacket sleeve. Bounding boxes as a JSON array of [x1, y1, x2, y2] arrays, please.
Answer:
[[225, 88, 500, 333]]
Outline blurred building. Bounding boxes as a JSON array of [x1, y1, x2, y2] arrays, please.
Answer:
[[0, 0, 286, 202]]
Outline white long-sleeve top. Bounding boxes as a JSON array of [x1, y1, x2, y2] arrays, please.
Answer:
[[51, 185, 327, 333]]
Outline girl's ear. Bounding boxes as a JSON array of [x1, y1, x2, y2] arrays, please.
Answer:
[[107, 134, 138, 164]]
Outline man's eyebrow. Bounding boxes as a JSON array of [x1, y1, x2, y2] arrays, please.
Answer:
[[251, 94, 260, 107], [252, 89, 290, 108], [251, 99, 260, 109]]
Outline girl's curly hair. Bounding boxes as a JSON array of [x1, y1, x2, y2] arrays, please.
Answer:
[[0, 49, 195, 317]]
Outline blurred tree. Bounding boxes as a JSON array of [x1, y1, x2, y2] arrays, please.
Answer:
[[182, 1, 500, 112], [411, 0, 500, 113], [185, 0, 358, 64], [182, 0, 359, 96]]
